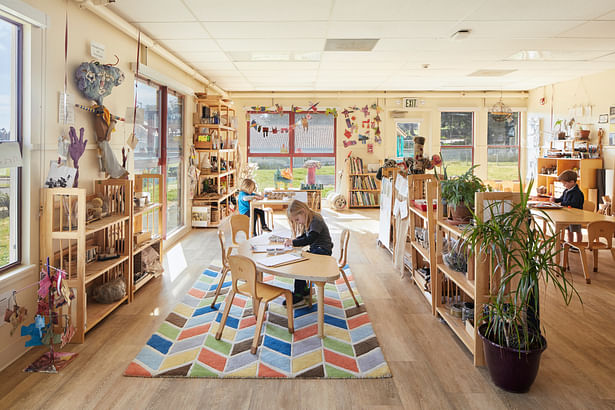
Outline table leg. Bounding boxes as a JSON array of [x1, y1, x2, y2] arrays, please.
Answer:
[[249, 202, 254, 238], [555, 223, 563, 266], [316, 281, 325, 338]]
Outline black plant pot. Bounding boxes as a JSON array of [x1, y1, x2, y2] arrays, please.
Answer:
[[478, 324, 547, 393]]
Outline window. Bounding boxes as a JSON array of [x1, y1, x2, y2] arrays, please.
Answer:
[[0, 16, 22, 272], [247, 112, 336, 196], [440, 112, 474, 176], [487, 112, 520, 181], [166, 92, 183, 234], [395, 121, 420, 158], [134, 78, 185, 236]]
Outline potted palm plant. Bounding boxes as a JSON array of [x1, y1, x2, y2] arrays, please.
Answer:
[[439, 165, 487, 222], [463, 180, 580, 393]]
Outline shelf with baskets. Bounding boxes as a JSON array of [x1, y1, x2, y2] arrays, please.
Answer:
[[40, 179, 132, 343], [347, 157, 380, 208], [193, 93, 237, 150], [406, 174, 438, 313], [132, 174, 163, 294], [434, 190, 519, 366]]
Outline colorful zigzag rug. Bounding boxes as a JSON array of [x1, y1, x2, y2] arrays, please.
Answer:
[[124, 265, 391, 378]]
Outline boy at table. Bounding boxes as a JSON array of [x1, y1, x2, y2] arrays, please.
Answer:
[[550, 170, 584, 243]]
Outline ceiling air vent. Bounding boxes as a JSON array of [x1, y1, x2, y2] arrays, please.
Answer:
[[468, 69, 516, 77], [324, 39, 379, 52]]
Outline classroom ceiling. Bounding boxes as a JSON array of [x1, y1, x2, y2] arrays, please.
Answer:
[[107, 0, 615, 92]]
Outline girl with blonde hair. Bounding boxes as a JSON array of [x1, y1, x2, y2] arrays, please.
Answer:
[[237, 179, 271, 233], [283, 200, 333, 304]]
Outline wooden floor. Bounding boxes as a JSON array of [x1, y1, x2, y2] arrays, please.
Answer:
[[2, 208, 615, 409]]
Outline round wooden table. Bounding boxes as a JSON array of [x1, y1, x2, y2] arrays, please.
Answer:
[[239, 235, 340, 338]]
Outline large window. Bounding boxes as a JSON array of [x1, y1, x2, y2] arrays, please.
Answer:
[[487, 112, 520, 181], [247, 112, 336, 196], [0, 16, 22, 273], [134, 78, 184, 236], [166, 92, 183, 234], [440, 112, 474, 176], [395, 121, 420, 158]]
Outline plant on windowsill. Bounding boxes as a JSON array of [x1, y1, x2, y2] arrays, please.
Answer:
[[463, 179, 580, 393], [437, 165, 487, 222]]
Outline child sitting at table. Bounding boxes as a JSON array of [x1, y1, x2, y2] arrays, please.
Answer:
[[238, 179, 271, 234], [284, 200, 334, 305], [550, 170, 584, 243]]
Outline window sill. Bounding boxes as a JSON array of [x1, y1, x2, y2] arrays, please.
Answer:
[[0, 264, 38, 287]]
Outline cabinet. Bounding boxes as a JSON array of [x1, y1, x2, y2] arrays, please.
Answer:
[[406, 174, 438, 314], [132, 174, 163, 295], [434, 190, 519, 366], [192, 95, 238, 227], [40, 179, 132, 343], [347, 157, 380, 208], [536, 157, 602, 200]]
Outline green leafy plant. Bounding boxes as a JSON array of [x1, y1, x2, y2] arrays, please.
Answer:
[[463, 180, 580, 350], [438, 165, 487, 210]]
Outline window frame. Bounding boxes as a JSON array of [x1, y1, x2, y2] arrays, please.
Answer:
[[0, 15, 23, 274], [440, 111, 475, 174], [246, 110, 337, 176], [394, 119, 422, 159], [487, 111, 521, 182]]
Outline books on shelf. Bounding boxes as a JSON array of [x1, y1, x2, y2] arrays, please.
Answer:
[[351, 175, 378, 190], [349, 156, 365, 174], [350, 191, 379, 207]]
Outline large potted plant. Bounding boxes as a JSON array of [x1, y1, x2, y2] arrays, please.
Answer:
[[463, 180, 580, 393], [439, 165, 487, 222]]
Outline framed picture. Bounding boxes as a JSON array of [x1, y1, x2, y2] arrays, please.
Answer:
[[599, 114, 608, 123], [610, 106, 615, 116], [609, 133, 615, 146]]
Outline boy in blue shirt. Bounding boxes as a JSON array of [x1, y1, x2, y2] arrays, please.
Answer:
[[550, 170, 584, 243], [237, 179, 271, 234]]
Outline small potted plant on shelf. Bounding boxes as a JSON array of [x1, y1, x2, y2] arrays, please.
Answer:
[[438, 165, 487, 223], [463, 180, 580, 393]]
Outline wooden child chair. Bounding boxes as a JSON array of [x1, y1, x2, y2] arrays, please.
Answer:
[[307, 229, 359, 308], [210, 230, 233, 308], [563, 221, 615, 284], [230, 214, 250, 245], [215, 255, 294, 354]]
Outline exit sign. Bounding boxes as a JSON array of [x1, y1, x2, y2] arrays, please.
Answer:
[[403, 98, 417, 108]]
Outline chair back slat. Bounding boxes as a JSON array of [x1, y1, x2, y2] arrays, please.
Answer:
[[228, 255, 258, 297], [231, 214, 250, 245], [583, 201, 596, 212], [218, 230, 231, 269], [588, 221, 615, 249], [338, 229, 350, 268]]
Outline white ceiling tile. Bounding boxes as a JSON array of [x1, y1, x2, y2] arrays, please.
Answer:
[[183, 0, 332, 21], [593, 52, 615, 62], [204, 22, 328, 39], [558, 21, 615, 38], [326, 21, 458, 38], [108, 0, 195, 23], [452, 20, 584, 38], [234, 62, 320, 71], [178, 51, 231, 63], [331, 0, 485, 20], [137, 22, 210, 40], [465, 0, 615, 21], [159, 39, 220, 52], [216, 39, 325, 52], [597, 10, 615, 20], [319, 60, 405, 70], [192, 61, 237, 71], [320, 51, 408, 62]]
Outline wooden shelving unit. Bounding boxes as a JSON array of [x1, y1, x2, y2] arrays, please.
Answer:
[[536, 156, 602, 200], [347, 157, 380, 208], [407, 174, 438, 314], [192, 95, 238, 228], [40, 179, 132, 343], [132, 174, 163, 297], [434, 190, 520, 366]]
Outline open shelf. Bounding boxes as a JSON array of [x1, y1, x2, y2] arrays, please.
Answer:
[[86, 214, 130, 235], [86, 295, 129, 332], [134, 203, 161, 217], [436, 263, 475, 296], [85, 255, 130, 285], [411, 239, 430, 262], [134, 272, 156, 292], [409, 205, 428, 220], [436, 306, 474, 353]]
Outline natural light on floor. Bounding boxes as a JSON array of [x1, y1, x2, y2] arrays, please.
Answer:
[[166, 243, 188, 282]]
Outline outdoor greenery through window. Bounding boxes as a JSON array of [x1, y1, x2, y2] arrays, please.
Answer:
[[395, 121, 419, 158], [0, 16, 21, 272], [440, 112, 474, 176], [247, 112, 336, 197], [166, 92, 183, 234], [487, 112, 520, 181]]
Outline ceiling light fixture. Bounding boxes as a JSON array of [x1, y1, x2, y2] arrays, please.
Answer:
[[490, 92, 512, 122], [324, 39, 379, 52], [451, 29, 471, 40]]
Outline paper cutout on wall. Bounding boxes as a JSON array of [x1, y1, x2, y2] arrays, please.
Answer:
[[343, 140, 357, 148], [344, 129, 352, 139]]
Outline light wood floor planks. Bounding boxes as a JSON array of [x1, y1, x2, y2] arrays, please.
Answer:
[[1, 208, 615, 409]]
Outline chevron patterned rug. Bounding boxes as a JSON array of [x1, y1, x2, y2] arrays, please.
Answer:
[[124, 265, 391, 378]]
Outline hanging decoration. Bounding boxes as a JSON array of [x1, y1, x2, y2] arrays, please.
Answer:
[[490, 92, 513, 122], [247, 104, 338, 138], [341, 102, 383, 149]]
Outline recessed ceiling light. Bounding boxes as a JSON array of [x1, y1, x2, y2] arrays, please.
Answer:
[[468, 69, 516, 77], [324, 39, 379, 52], [451, 29, 471, 40], [251, 52, 290, 61]]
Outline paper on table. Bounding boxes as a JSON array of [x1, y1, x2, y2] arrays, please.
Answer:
[[251, 244, 292, 253], [258, 253, 305, 267]]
